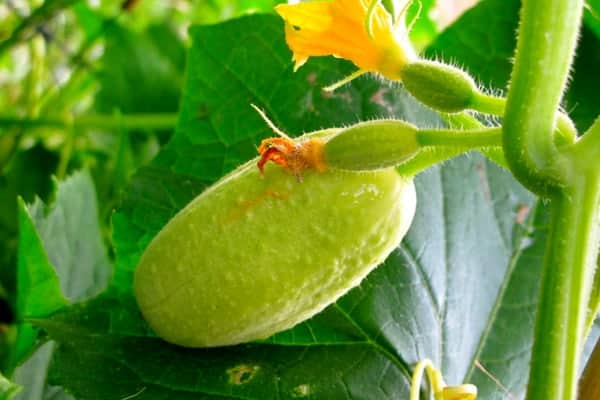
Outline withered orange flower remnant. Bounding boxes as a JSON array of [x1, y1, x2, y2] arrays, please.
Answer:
[[257, 137, 326, 180], [275, 0, 417, 80]]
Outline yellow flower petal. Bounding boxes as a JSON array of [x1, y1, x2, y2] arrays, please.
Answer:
[[275, 0, 417, 80]]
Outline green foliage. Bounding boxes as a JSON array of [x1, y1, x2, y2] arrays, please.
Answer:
[[7, 13, 593, 400], [95, 23, 185, 114], [0, 372, 20, 400], [9, 171, 110, 400], [0, 1, 598, 399], [0, 146, 58, 304]]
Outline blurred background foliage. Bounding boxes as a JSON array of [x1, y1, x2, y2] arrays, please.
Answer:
[[0, 0, 478, 330]]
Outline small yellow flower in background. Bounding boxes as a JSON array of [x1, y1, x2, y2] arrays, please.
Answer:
[[275, 0, 417, 81]]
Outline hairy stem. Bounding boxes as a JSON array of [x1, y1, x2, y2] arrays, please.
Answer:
[[502, 0, 584, 196], [471, 92, 577, 143], [527, 173, 600, 400], [417, 127, 501, 147]]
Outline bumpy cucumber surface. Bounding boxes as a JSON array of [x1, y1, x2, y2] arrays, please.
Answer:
[[135, 156, 416, 347]]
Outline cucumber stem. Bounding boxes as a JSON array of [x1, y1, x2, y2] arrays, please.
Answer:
[[471, 92, 577, 144], [417, 127, 501, 147], [526, 173, 600, 400], [0, 113, 178, 133], [502, 0, 583, 196]]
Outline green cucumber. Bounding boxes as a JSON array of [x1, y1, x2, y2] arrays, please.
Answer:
[[401, 60, 478, 113], [134, 134, 416, 348], [323, 120, 419, 170]]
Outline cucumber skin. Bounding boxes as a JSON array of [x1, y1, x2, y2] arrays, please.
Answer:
[[134, 159, 416, 348]]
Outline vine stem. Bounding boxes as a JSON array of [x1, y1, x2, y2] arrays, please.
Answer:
[[417, 127, 501, 147], [503, 0, 584, 196], [527, 172, 600, 400], [471, 92, 578, 143], [500, 1, 591, 398]]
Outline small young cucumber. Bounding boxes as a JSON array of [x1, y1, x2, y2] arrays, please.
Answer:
[[323, 120, 419, 170], [401, 60, 477, 113], [134, 133, 416, 348]]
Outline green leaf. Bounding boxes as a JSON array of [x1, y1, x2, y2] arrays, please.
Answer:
[[8, 200, 67, 396], [426, 0, 600, 132], [584, 0, 600, 38], [0, 145, 59, 307], [14, 14, 569, 400], [11, 171, 111, 400], [11, 343, 73, 400], [15, 198, 67, 320], [407, 0, 438, 50], [95, 23, 185, 114], [186, 0, 285, 24], [563, 26, 600, 132], [33, 295, 408, 399], [72, 2, 104, 41], [0, 372, 20, 400], [467, 201, 546, 399], [24, 171, 112, 303]]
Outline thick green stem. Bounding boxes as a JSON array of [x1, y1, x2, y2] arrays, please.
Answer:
[[527, 174, 600, 400], [502, 0, 584, 196]]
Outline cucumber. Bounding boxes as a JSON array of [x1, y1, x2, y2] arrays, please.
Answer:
[[135, 137, 416, 348]]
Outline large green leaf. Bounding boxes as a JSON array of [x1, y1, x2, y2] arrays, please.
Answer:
[[11, 171, 111, 400], [15, 14, 570, 400]]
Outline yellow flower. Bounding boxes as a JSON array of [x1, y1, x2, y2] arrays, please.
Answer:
[[275, 0, 417, 81]]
